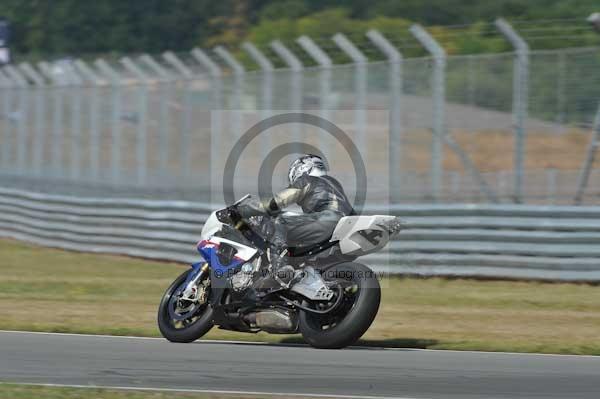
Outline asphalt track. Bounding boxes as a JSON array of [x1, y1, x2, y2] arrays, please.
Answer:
[[1, 331, 600, 399]]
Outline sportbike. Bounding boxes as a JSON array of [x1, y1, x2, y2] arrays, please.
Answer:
[[158, 195, 402, 349]]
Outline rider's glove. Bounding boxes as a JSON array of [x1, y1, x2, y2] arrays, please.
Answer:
[[237, 198, 268, 218], [264, 197, 282, 217]]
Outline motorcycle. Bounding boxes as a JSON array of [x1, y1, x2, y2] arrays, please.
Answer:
[[158, 194, 403, 349]]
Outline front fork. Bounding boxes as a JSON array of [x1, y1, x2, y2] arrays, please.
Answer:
[[181, 262, 209, 300]]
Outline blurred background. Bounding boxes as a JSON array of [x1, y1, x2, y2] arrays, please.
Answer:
[[2, 1, 600, 280], [2, 2, 600, 375], [1, 0, 600, 204]]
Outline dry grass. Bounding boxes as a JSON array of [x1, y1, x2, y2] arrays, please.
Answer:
[[0, 383, 319, 399], [426, 129, 589, 172], [1, 238, 600, 354], [313, 128, 592, 176], [365, 277, 600, 354]]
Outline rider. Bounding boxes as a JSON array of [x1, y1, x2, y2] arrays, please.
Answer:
[[240, 154, 355, 289]]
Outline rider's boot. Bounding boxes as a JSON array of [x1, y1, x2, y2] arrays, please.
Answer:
[[251, 246, 291, 294], [272, 250, 295, 285], [244, 214, 300, 296], [252, 220, 296, 294]]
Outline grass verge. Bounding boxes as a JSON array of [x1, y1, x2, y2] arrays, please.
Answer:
[[1, 238, 600, 354], [0, 383, 318, 399]]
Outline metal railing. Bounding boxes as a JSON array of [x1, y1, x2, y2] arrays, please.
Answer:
[[2, 187, 600, 281], [1, 20, 600, 204]]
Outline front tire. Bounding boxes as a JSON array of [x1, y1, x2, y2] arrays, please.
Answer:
[[299, 262, 380, 349], [158, 269, 214, 343]]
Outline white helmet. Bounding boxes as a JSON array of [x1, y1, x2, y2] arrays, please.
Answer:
[[288, 154, 328, 185]]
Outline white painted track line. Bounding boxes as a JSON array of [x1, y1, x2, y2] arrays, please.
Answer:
[[0, 382, 415, 399]]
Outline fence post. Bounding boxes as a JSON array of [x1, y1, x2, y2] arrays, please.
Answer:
[[95, 59, 123, 185], [3, 65, 28, 175], [270, 39, 304, 150], [38, 61, 67, 178], [214, 45, 245, 77], [121, 57, 150, 186], [467, 54, 476, 106], [191, 47, 223, 144], [191, 48, 222, 113], [410, 24, 446, 202], [139, 54, 173, 179], [242, 41, 274, 160], [546, 168, 557, 204], [0, 70, 14, 173], [191, 48, 223, 204], [557, 50, 566, 128], [332, 33, 368, 163], [162, 51, 193, 78], [496, 18, 529, 204], [574, 103, 600, 205], [73, 60, 102, 181], [214, 45, 245, 143], [19, 63, 46, 176], [242, 42, 273, 113], [297, 35, 333, 151], [366, 29, 403, 204], [163, 51, 195, 179], [63, 65, 84, 181]]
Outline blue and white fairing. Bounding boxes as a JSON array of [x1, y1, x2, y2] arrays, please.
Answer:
[[197, 210, 258, 275]]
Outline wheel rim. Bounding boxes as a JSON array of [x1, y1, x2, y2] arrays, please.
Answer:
[[165, 274, 210, 330], [304, 277, 361, 331]]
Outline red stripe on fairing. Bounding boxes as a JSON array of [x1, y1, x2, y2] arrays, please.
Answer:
[[197, 239, 218, 248]]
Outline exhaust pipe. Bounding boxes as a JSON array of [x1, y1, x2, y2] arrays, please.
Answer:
[[244, 309, 298, 334]]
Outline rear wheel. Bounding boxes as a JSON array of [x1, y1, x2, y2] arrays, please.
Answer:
[[299, 262, 380, 349], [157, 269, 214, 343]]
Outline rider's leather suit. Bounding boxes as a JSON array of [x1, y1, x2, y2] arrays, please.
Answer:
[[241, 174, 355, 249]]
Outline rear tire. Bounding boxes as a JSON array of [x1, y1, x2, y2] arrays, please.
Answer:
[[158, 269, 214, 343], [299, 262, 380, 349]]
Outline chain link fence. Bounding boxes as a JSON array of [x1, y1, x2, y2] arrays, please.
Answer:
[[1, 23, 600, 204]]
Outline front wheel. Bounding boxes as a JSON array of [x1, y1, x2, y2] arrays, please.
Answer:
[[299, 262, 381, 349], [157, 269, 214, 343]]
